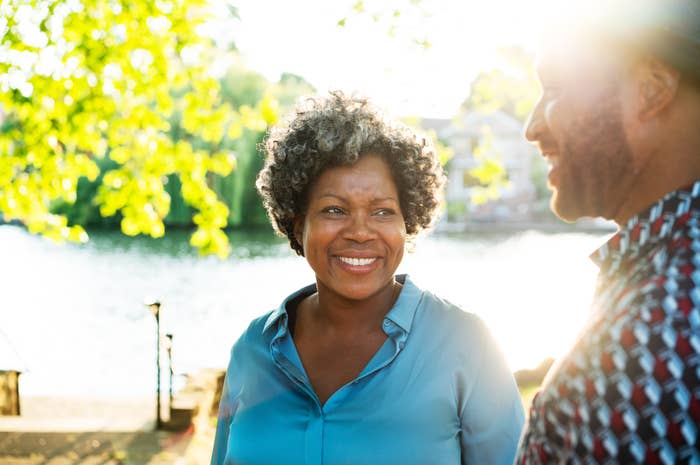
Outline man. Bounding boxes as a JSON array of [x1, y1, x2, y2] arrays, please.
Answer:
[[517, 1, 700, 463]]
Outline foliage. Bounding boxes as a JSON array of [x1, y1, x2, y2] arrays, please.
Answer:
[[223, 72, 315, 228], [164, 63, 277, 230], [51, 62, 315, 232], [337, 0, 432, 49], [461, 47, 539, 123], [465, 129, 510, 206], [454, 46, 549, 210], [529, 149, 555, 216], [339, 6, 536, 212], [227, 129, 267, 227], [272, 73, 316, 111], [402, 116, 454, 167], [0, 0, 275, 257], [226, 72, 315, 228], [446, 199, 467, 222], [428, 129, 454, 167], [460, 47, 556, 209]]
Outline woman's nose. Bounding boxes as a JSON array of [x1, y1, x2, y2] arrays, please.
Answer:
[[344, 214, 375, 242]]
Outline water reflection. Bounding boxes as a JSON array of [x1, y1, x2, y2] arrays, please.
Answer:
[[82, 227, 289, 259], [0, 225, 611, 397]]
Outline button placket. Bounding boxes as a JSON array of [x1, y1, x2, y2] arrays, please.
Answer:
[[270, 335, 320, 406], [304, 407, 324, 465]]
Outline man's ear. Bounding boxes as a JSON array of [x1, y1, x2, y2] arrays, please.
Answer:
[[636, 57, 681, 121]]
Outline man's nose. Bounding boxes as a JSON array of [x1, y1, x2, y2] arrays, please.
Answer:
[[524, 101, 545, 143]]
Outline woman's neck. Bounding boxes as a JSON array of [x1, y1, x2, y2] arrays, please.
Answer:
[[303, 278, 402, 335]]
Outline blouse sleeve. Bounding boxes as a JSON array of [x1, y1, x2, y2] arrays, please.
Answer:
[[459, 319, 525, 465], [210, 344, 242, 465]]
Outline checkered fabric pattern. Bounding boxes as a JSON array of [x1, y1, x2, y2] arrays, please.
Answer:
[[516, 182, 700, 465]]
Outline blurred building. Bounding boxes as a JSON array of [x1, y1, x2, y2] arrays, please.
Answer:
[[423, 110, 542, 223]]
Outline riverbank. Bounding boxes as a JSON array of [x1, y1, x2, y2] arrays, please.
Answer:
[[0, 429, 192, 465], [0, 397, 203, 464], [0, 367, 546, 465], [0, 396, 154, 432], [0, 370, 223, 465], [435, 217, 617, 234]]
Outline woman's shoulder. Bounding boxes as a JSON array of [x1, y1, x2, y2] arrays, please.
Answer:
[[396, 277, 489, 345], [228, 311, 275, 354], [418, 287, 485, 331], [399, 276, 482, 327], [232, 282, 317, 349], [409, 285, 503, 368], [245, 310, 278, 337]]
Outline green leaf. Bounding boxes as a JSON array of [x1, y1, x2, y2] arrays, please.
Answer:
[[0, 0, 252, 257]]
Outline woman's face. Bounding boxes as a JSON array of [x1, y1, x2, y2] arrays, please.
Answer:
[[295, 154, 407, 302]]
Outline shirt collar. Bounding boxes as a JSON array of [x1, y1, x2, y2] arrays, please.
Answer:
[[591, 180, 700, 272], [263, 282, 316, 334], [384, 274, 421, 334], [261, 274, 423, 336]]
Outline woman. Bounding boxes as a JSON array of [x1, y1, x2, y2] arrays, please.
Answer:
[[211, 92, 524, 465]]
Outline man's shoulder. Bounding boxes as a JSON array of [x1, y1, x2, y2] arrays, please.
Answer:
[[605, 222, 700, 307]]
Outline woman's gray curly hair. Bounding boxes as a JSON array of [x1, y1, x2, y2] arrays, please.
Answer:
[[256, 91, 445, 256]]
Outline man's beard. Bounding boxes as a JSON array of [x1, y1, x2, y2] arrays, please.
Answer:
[[553, 88, 634, 222]]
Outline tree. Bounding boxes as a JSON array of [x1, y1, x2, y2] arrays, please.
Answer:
[[337, 0, 432, 49], [460, 47, 554, 211], [461, 46, 539, 123], [339, 3, 532, 209], [225, 71, 316, 228], [0, 0, 275, 257], [47, 63, 315, 232], [164, 67, 314, 229], [163, 62, 275, 230]]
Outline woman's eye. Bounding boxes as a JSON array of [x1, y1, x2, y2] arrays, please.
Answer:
[[323, 207, 344, 215], [375, 208, 395, 217]]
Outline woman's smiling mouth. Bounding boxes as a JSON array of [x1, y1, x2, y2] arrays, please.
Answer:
[[337, 256, 378, 266]]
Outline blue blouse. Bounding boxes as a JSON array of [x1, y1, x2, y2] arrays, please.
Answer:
[[211, 275, 524, 465]]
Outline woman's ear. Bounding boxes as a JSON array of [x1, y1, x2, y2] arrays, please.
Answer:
[[293, 216, 304, 245], [636, 57, 681, 121]]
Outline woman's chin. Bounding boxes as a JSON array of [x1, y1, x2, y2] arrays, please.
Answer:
[[319, 276, 397, 303]]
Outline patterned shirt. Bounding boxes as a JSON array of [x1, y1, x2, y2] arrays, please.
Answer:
[[516, 182, 700, 465]]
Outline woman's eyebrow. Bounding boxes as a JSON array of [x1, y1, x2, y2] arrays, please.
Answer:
[[317, 193, 397, 202], [370, 196, 399, 203], [317, 193, 346, 201]]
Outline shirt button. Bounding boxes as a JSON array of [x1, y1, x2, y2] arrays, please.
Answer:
[[399, 341, 405, 349], [382, 320, 390, 328]]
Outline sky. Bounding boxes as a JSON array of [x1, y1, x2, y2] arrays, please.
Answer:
[[210, 0, 555, 118]]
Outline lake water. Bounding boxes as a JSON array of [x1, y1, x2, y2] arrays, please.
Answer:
[[0, 224, 611, 397]]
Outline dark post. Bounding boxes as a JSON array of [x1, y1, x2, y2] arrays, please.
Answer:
[[165, 333, 173, 417], [146, 300, 162, 430]]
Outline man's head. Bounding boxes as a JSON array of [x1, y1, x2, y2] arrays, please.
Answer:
[[525, 0, 700, 224]]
